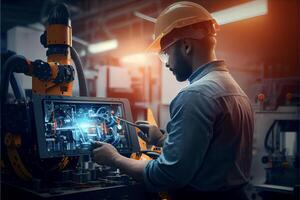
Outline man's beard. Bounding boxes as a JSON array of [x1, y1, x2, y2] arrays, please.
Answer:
[[172, 45, 193, 82]]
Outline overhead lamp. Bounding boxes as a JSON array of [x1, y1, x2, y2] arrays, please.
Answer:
[[211, 0, 268, 25], [88, 39, 118, 54], [121, 53, 147, 64], [121, 53, 157, 66]]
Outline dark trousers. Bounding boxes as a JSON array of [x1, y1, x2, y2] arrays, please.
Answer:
[[168, 186, 249, 200]]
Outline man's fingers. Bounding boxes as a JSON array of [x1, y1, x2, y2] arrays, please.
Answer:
[[92, 143, 104, 154], [91, 141, 102, 150], [92, 148, 99, 155], [137, 131, 148, 142], [91, 141, 105, 149], [95, 141, 105, 146]]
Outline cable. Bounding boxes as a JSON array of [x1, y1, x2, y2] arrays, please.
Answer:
[[1, 51, 25, 100], [70, 47, 88, 97], [1, 55, 28, 106], [10, 74, 25, 100], [1, 55, 28, 134], [264, 120, 277, 153]]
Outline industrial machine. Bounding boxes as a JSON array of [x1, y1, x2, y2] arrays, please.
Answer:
[[251, 72, 300, 200], [1, 4, 159, 200]]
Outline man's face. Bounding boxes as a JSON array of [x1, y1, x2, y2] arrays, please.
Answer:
[[161, 40, 193, 82]]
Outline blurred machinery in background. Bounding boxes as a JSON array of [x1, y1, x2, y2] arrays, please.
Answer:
[[1, 4, 159, 200], [251, 65, 300, 200], [262, 120, 299, 186], [81, 60, 157, 121]]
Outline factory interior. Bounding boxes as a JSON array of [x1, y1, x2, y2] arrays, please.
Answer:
[[0, 0, 299, 199]]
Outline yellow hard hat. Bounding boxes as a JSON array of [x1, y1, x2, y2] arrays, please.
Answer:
[[147, 1, 218, 52]]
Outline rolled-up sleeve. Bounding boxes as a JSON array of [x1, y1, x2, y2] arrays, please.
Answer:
[[143, 90, 218, 192]]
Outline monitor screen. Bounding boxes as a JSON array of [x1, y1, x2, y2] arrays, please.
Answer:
[[33, 95, 139, 158]]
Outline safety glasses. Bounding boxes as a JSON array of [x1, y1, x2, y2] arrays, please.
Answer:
[[158, 38, 181, 64], [158, 25, 214, 64], [158, 51, 170, 64]]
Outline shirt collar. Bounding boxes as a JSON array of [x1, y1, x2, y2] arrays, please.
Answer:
[[188, 60, 228, 84]]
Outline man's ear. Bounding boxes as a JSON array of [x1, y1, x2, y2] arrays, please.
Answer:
[[182, 39, 192, 56]]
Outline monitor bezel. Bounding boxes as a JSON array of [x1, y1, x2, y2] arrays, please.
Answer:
[[33, 94, 140, 158]]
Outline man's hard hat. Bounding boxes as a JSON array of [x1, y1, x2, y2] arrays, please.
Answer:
[[147, 1, 218, 52]]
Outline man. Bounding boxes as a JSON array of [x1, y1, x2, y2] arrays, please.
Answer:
[[92, 2, 254, 200]]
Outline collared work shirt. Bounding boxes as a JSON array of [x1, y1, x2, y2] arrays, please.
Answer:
[[143, 60, 254, 192]]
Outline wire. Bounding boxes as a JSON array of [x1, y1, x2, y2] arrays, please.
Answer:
[[264, 120, 278, 153], [1, 51, 25, 100], [70, 47, 89, 97], [1, 55, 28, 106], [10, 73, 25, 100]]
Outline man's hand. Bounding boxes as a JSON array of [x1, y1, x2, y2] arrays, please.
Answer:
[[91, 141, 149, 182], [92, 142, 121, 166], [136, 121, 166, 147]]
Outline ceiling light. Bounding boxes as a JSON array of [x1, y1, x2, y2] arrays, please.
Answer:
[[88, 39, 118, 54], [212, 0, 268, 25]]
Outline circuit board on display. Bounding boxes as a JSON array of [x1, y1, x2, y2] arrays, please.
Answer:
[[43, 100, 130, 154]]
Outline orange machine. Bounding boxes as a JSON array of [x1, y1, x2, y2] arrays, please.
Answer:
[[1, 3, 78, 180], [31, 5, 73, 96]]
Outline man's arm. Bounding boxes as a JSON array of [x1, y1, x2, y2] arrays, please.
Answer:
[[92, 90, 218, 191], [114, 155, 149, 181], [92, 141, 149, 181], [143, 91, 218, 191]]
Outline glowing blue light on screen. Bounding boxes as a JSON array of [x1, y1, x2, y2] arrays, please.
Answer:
[[79, 123, 90, 128]]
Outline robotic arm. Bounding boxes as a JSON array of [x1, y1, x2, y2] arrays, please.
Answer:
[[0, 3, 86, 181], [1, 3, 87, 102]]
